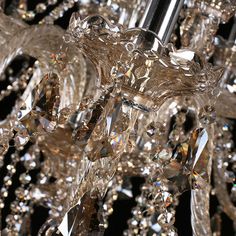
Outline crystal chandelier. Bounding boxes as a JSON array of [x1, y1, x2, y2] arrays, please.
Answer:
[[0, 0, 236, 235]]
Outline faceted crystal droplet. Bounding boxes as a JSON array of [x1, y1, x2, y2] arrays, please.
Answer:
[[30, 187, 46, 201], [19, 173, 31, 184], [0, 199, 4, 208], [7, 164, 16, 174], [23, 11, 35, 21], [20, 73, 60, 134], [163, 143, 188, 180], [186, 128, 210, 186], [1, 187, 8, 198], [14, 131, 29, 149], [4, 176, 12, 186], [36, 3, 47, 13], [162, 192, 173, 207], [162, 128, 210, 191], [156, 149, 172, 162], [157, 212, 175, 227], [150, 222, 161, 233], [15, 187, 29, 200], [58, 192, 103, 236], [21, 148, 39, 170], [85, 91, 137, 161]]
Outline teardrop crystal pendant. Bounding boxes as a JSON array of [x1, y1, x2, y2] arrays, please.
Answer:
[[0, 0, 235, 235]]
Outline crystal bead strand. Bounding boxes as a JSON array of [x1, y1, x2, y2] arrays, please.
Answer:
[[123, 1, 190, 234], [0, 152, 19, 234], [3, 146, 40, 234], [0, 66, 33, 102], [124, 180, 152, 235], [190, 111, 214, 236], [40, 0, 77, 24], [178, 2, 233, 235], [214, 119, 236, 222], [102, 175, 122, 229], [214, 18, 236, 118], [180, 0, 236, 57], [123, 109, 187, 236], [17, 0, 58, 21], [5, 183, 33, 235], [168, 108, 189, 147], [124, 178, 178, 236], [0, 0, 232, 234], [0, 128, 13, 159]]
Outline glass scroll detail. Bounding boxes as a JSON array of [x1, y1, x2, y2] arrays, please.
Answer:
[[0, 0, 235, 236]]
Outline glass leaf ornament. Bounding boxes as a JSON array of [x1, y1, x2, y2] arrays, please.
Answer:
[[0, 0, 235, 235]]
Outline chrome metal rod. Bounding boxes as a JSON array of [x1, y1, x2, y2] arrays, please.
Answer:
[[139, 0, 184, 44]]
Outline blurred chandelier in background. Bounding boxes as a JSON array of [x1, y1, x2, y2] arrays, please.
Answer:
[[0, 0, 236, 235]]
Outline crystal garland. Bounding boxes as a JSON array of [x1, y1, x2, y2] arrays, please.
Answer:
[[0, 0, 235, 235]]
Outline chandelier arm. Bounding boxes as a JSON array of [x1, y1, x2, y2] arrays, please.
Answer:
[[190, 125, 214, 236]]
